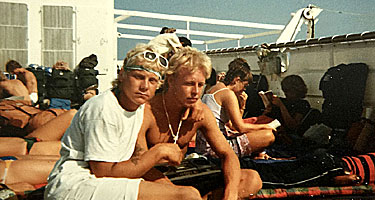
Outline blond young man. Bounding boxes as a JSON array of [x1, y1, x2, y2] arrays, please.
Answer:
[[147, 47, 262, 200], [44, 44, 202, 200]]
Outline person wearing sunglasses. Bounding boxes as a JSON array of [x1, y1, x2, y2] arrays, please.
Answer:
[[44, 43, 202, 200]]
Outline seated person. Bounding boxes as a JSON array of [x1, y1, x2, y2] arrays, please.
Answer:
[[196, 58, 275, 158], [47, 61, 74, 110], [5, 60, 38, 104], [0, 71, 31, 102], [147, 47, 262, 199], [263, 75, 320, 157], [44, 44, 203, 200], [264, 75, 311, 135]]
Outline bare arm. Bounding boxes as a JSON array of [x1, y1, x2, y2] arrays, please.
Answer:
[[200, 105, 241, 200], [220, 89, 272, 133], [13, 68, 38, 94], [271, 97, 304, 130]]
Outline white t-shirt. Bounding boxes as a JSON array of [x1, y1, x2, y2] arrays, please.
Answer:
[[44, 90, 145, 200]]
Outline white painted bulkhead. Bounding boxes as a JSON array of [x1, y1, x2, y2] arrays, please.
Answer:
[[207, 38, 375, 116], [0, 0, 117, 92]]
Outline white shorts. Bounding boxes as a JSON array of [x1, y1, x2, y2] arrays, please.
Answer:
[[45, 176, 142, 200]]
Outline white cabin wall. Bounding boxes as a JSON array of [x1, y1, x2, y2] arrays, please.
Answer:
[[207, 39, 375, 116], [210, 52, 260, 73], [0, 0, 116, 92], [74, 2, 117, 92]]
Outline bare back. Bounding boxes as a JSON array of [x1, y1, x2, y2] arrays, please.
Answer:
[[0, 79, 30, 101]]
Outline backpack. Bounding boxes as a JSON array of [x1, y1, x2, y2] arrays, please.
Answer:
[[319, 63, 369, 129], [75, 54, 99, 92], [47, 68, 75, 100], [75, 67, 99, 91]]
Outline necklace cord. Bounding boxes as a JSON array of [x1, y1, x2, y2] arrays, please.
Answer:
[[162, 93, 183, 144]]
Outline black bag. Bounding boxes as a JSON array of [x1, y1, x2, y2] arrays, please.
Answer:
[[27, 65, 50, 103], [75, 67, 99, 91], [47, 69, 75, 99], [319, 63, 368, 102], [319, 63, 369, 129], [239, 150, 346, 189], [155, 157, 223, 196]]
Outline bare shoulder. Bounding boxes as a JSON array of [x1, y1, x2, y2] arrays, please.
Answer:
[[143, 103, 155, 120], [198, 103, 218, 127], [220, 88, 237, 103], [142, 103, 157, 127]]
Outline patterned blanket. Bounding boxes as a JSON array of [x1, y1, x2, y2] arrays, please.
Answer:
[[251, 153, 375, 199], [253, 184, 375, 199]]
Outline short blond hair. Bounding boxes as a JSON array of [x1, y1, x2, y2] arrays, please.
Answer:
[[166, 46, 211, 79], [112, 43, 167, 88]]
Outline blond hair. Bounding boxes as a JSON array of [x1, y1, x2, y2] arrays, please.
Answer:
[[112, 43, 167, 88], [166, 46, 211, 79]]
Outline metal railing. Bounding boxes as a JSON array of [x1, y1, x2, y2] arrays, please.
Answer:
[[114, 9, 284, 50]]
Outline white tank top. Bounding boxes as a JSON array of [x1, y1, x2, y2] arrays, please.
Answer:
[[201, 87, 230, 131]]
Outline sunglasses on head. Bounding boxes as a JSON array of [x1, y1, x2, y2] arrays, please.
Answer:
[[130, 50, 168, 69]]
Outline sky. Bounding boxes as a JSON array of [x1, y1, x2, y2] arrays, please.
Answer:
[[115, 0, 375, 60]]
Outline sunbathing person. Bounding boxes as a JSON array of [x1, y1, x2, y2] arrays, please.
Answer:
[[195, 58, 275, 158], [0, 107, 77, 157], [44, 44, 203, 200], [147, 47, 263, 199], [0, 71, 31, 102], [5, 60, 38, 104]]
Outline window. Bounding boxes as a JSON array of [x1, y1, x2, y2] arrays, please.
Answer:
[[0, 2, 28, 70], [42, 5, 73, 68]]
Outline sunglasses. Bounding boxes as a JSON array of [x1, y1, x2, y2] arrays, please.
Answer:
[[129, 50, 168, 69]]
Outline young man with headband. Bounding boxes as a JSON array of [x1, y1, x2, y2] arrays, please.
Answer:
[[147, 47, 263, 199], [44, 44, 202, 200]]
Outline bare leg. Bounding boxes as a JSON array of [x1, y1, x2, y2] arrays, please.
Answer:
[[238, 169, 262, 198], [138, 180, 202, 200], [14, 155, 60, 160], [0, 137, 27, 156], [29, 141, 61, 156], [246, 129, 275, 153], [0, 159, 56, 185], [26, 109, 77, 141], [209, 169, 262, 200], [7, 182, 36, 195]]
